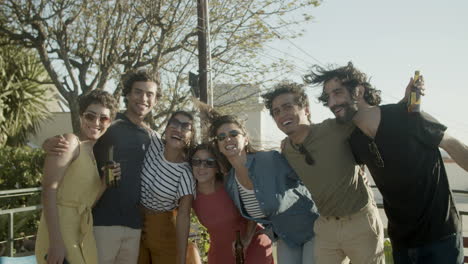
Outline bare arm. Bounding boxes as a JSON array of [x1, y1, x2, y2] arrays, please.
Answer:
[[176, 194, 194, 264], [42, 133, 79, 263], [439, 132, 468, 172]]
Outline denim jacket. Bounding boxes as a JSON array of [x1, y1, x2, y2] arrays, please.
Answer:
[[225, 150, 319, 248]]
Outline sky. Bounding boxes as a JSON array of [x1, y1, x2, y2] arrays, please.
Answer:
[[264, 0, 468, 144]]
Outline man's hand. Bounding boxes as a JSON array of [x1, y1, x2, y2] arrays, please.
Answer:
[[402, 75, 426, 103], [100, 162, 122, 188], [42, 135, 70, 156]]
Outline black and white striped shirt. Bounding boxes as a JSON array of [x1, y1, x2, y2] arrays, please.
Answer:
[[140, 135, 195, 211], [235, 175, 266, 219]]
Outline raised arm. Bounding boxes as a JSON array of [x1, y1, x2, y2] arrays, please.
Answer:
[[41, 133, 79, 263], [439, 132, 468, 172], [399, 74, 425, 104]]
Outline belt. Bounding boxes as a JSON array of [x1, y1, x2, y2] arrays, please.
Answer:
[[57, 201, 92, 251], [323, 203, 377, 221], [140, 205, 178, 215], [324, 216, 350, 221]]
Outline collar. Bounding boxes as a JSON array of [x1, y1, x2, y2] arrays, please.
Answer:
[[245, 153, 255, 168]]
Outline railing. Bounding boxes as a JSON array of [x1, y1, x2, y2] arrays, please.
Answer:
[[0, 188, 42, 257], [2, 187, 468, 257]]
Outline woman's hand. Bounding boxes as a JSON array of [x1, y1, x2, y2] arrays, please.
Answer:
[[45, 240, 66, 264]]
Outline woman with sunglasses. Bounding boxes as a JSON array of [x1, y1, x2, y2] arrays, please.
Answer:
[[138, 111, 197, 264], [35, 90, 119, 264], [210, 115, 319, 264], [191, 143, 274, 264]]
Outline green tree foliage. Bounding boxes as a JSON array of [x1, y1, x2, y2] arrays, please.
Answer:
[[0, 40, 52, 147], [0, 0, 321, 133], [0, 146, 44, 255]]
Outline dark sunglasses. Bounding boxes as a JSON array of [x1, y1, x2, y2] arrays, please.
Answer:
[[82, 111, 111, 125], [191, 158, 217, 168], [368, 141, 384, 168], [168, 118, 192, 131], [216, 130, 243, 141], [298, 144, 315, 165]]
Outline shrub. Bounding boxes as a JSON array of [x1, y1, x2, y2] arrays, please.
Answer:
[[0, 145, 44, 255]]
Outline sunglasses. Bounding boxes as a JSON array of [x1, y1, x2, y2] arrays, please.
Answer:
[[298, 144, 315, 165], [191, 158, 217, 168], [216, 130, 243, 141], [82, 111, 111, 125], [168, 118, 192, 131], [368, 141, 384, 168]]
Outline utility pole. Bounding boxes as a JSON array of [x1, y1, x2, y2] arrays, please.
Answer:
[[196, 0, 208, 104], [205, 0, 213, 107]]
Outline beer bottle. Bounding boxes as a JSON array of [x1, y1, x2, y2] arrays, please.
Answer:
[[234, 230, 244, 264], [408, 70, 421, 112], [106, 145, 117, 187]]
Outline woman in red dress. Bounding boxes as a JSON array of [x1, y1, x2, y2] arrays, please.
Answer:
[[191, 143, 274, 264]]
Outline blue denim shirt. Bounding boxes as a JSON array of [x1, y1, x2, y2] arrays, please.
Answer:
[[225, 150, 319, 248]]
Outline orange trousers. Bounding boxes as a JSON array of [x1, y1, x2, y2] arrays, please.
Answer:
[[138, 210, 178, 264]]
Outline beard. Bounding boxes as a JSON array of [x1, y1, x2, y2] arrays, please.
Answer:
[[332, 102, 358, 124]]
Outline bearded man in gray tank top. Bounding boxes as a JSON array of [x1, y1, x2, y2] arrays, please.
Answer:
[[262, 82, 384, 264]]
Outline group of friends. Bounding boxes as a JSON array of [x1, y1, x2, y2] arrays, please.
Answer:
[[34, 62, 468, 264]]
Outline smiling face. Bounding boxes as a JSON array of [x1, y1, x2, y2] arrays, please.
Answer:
[[271, 93, 310, 136], [80, 103, 112, 141], [191, 149, 218, 185], [125, 81, 158, 119], [323, 78, 358, 123], [216, 123, 248, 158], [164, 113, 193, 150]]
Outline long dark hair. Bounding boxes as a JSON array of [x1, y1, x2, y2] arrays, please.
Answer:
[[162, 110, 197, 158], [209, 115, 257, 173], [190, 143, 224, 182]]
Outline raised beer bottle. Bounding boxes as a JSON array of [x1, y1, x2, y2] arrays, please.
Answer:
[[407, 70, 421, 112], [234, 230, 244, 264]]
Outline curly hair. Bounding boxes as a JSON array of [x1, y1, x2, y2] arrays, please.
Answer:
[[121, 69, 162, 106], [304, 62, 381, 106], [261, 81, 310, 122], [78, 90, 119, 119]]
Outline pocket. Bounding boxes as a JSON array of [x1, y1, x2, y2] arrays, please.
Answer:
[[313, 216, 323, 235], [364, 207, 382, 237]]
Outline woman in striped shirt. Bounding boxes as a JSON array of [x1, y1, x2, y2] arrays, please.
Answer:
[[138, 111, 197, 264], [210, 115, 319, 264]]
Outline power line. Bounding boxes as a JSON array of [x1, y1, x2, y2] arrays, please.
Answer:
[[254, 49, 309, 75], [256, 15, 324, 66], [264, 44, 312, 66]]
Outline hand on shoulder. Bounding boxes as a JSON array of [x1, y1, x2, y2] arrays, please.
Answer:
[[45, 133, 80, 165]]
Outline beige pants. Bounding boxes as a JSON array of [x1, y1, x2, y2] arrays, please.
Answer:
[[314, 204, 385, 264], [94, 225, 141, 264]]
